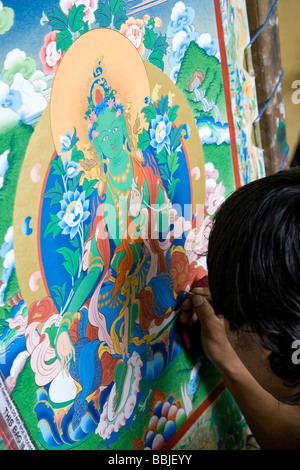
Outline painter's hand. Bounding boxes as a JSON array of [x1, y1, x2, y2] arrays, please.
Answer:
[[179, 288, 236, 370]]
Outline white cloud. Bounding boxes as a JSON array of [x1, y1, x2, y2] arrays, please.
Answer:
[[3, 48, 26, 70], [10, 73, 47, 122], [0, 80, 9, 104], [0, 149, 9, 188], [197, 33, 220, 61], [199, 122, 230, 146]]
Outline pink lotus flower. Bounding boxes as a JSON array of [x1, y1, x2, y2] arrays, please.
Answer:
[[120, 17, 145, 56], [205, 181, 225, 216], [90, 111, 97, 122], [39, 31, 63, 75], [60, 0, 98, 24]]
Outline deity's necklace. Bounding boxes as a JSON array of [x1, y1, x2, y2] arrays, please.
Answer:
[[109, 157, 131, 183], [106, 177, 130, 209]]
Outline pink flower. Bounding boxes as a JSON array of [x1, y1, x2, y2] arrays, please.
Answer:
[[206, 181, 225, 216], [39, 31, 63, 75], [120, 17, 145, 56], [60, 0, 98, 24], [92, 130, 99, 138], [90, 111, 97, 122], [107, 98, 115, 108], [205, 162, 219, 181]]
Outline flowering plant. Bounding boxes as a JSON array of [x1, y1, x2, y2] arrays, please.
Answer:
[[138, 94, 189, 200], [40, 2, 168, 73], [39, 31, 63, 76], [43, 128, 97, 318], [57, 189, 90, 239]]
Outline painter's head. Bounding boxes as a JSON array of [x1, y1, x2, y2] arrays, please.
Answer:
[[207, 167, 300, 403]]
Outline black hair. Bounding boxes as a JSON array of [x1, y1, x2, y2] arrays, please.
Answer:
[[207, 167, 300, 393]]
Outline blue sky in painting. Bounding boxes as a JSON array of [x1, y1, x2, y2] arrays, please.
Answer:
[[0, 0, 55, 66]]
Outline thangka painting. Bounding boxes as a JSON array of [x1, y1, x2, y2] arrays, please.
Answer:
[[0, 0, 263, 450]]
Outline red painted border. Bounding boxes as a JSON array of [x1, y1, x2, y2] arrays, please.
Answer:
[[164, 381, 226, 450], [214, 0, 241, 189]]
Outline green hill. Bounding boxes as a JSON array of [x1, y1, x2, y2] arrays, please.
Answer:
[[176, 41, 227, 123]]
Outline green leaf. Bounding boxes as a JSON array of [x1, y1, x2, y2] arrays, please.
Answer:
[[44, 213, 62, 239], [50, 158, 64, 176], [157, 95, 169, 116], [156, 147, 167, 165], [113, 8, 127, 30], [71, 145, 84, 162], [144, 27, 157, 51], [137, 128, 151, 151], [56, 29, 73, 53], [170, 124, 184, 149], [68, 171, 84, 192], [79, 21, 89, 35], [84, 222, 90, 242], [47, 5, 69, 31], [148, 49, 164, 71], [71, 127, 79, 148], [147, 18, 155, 28], [168, 177, 180, 200], [50, 283, 67, 309], [57, 247, 80, 278], [159, 164, 170, 181], [168, 105, 179, 123], [95, 3, 112, 27], [69, 237, 80, 248], [83, 178, 98, 198], [44, 323, 59, 348], [68, 3, 85, 32], [109, 0, 125, 16], [168, 151, 179, 175], [153, 34, 168, 55], [0, 319, 8, 336], [141, 102, 157, 123], [43, 179, 64, 207]]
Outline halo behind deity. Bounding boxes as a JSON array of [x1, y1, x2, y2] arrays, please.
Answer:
[[50, 28, 151, 159]]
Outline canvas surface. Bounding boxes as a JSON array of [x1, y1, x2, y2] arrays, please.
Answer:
[[0, 0, 263, 450]]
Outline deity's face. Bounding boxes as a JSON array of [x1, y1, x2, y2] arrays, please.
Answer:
[[93, 107, 127, 161]]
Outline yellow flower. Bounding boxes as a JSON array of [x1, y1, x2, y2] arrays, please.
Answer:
[[154, 17, 162, 27], [142, 14, 150, 25]]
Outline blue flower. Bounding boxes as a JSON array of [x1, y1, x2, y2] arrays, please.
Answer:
[[149, 113, 172, 153], [93, 97, 109, 116], [57, 190, 90, 239], [115, 103, 124, 114], [63, 157, 80, 178], [59, 131, 72, 154], [88, 125, 96, 141]]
